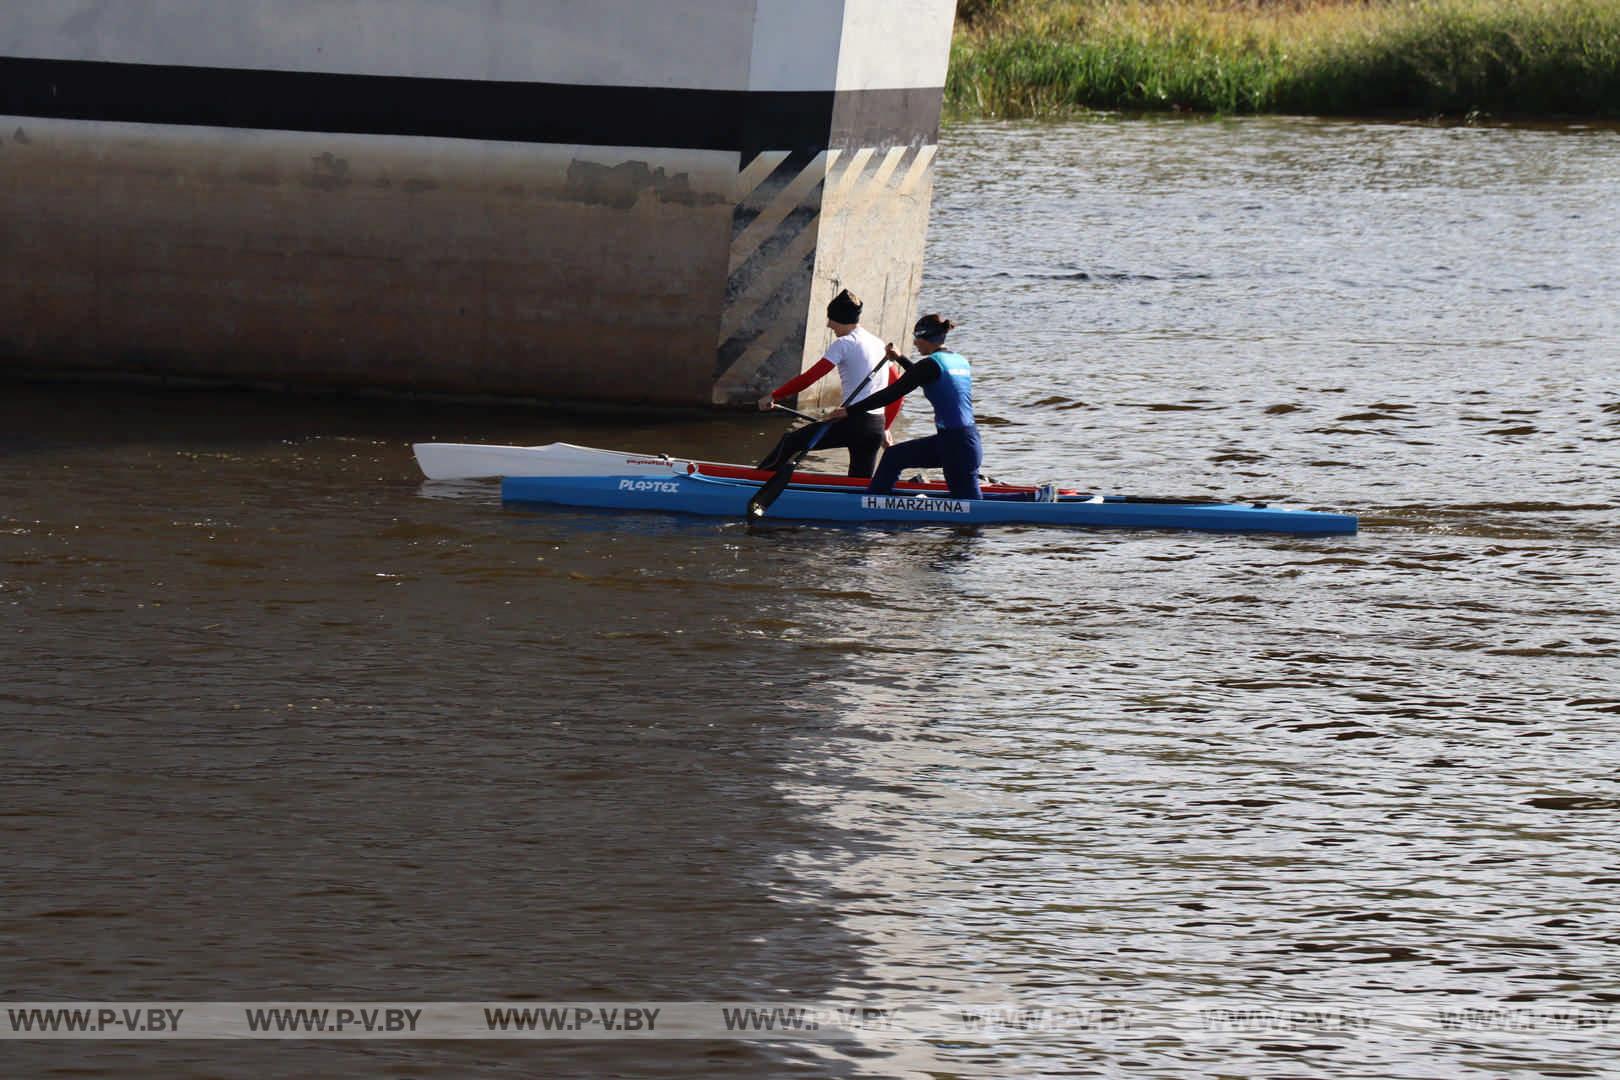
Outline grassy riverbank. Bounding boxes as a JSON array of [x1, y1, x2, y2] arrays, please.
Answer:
[[948, 0, 1620, 118]]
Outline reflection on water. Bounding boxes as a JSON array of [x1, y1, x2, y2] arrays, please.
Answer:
[[3, 116, 1619, 1078]]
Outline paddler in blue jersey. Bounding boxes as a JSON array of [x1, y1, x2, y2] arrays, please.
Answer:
[[828, 313, 982, 500]]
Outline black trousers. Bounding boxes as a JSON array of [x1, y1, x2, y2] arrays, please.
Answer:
[[756, 412, 885, 478]]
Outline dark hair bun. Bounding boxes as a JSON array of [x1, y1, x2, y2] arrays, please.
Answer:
[[826, 289, 863, 324]]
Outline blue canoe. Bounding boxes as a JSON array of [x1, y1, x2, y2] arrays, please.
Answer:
[[500, 471, 1358, 536]]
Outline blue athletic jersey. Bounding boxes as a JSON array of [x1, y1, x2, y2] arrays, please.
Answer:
[[922, 350, 974, 431]]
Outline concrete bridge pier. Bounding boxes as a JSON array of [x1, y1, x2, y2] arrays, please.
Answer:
[[0, 1, 957, 407]]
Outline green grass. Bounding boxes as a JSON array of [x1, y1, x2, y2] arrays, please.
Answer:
[[947, 0, 1620, 118]]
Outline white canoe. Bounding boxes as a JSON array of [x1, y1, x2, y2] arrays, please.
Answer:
[[413, 442, 691, 481], [414, 442, 1087, 497]]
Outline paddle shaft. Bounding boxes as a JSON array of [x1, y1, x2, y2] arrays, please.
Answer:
[[747, 352, 893, 518], [770, 402, 822, 425]]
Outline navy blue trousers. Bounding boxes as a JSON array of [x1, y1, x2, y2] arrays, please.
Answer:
[[868, 426, 983, 499]]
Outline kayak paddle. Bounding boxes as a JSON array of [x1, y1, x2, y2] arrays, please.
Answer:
[[747, 352, 893, 520]]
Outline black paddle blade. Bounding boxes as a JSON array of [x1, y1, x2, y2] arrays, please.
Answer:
[[746, 457, 800, 518]]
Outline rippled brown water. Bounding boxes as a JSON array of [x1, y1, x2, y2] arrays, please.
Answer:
[[4, 117, 1619, 1078]]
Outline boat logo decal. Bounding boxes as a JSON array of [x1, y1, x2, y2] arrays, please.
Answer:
[[618, 479, 680, 494], [861, 495, 969, 515]]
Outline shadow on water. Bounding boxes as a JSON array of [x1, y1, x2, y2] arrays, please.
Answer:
[[0, 381, 901, 1077], [0, 379, 780, 464]]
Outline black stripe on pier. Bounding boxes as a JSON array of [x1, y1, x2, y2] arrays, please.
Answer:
[[0, 56, 941, 155]]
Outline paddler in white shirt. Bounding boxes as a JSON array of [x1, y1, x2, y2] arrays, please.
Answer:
[[755, 289, 901, 478]]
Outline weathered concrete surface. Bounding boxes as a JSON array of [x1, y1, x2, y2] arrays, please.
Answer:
[[1, 121, 734, 403], [711, 145, 939, 409]]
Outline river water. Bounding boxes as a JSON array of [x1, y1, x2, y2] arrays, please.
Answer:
[[4, 117, 1618, 1078]]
